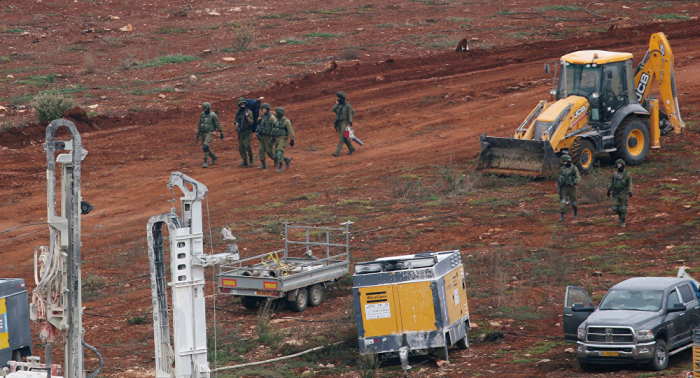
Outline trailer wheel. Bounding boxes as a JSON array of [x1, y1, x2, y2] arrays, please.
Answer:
[[241, 296, 260, 310], [11, 350, 21, 362], [290, 287, 308, 312], [570, 138, 596, 174], [308, 284, 325, 307], [456, 334, 469, 350], [614, 117, 649, 165]]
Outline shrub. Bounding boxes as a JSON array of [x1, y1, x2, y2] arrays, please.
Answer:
[[31, 91, 77, 122], [357, 353, 379, 378], [233, 26, 256, 52], [256, 300, 283, 348], [342, 45, 359, 60]]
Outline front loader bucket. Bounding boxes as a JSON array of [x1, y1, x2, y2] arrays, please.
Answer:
[[476, 135, 559, 177]]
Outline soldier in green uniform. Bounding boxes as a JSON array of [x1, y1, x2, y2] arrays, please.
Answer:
[[331, 91, 355, 157], [235, 97, 255, 167], [256, 103, 276, 170], [557, 154, 581, 222], [607, 159, 633, 228], [271, 107, 295, 173], [196, 102, 223, 168]]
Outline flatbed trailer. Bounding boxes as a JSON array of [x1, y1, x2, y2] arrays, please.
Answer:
[[218, 222, 351, 312]]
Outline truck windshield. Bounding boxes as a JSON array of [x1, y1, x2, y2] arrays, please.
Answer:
[[599, 289, 663, 311], [557, 62, 602, 100]]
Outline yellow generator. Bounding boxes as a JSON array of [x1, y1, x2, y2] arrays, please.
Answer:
[[352, 250, 469, 368]]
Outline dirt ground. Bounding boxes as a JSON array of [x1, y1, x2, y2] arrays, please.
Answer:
[[2, 0, 700, 377]]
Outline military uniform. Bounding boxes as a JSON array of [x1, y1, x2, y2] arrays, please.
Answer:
[[256, 103, 276, 169], [271, 107, 295, 173], [197, 102, 223, 168], [557, 154, 581, 222], [332, 91, 355, 156], [235, 97, 255, 167], [608, 159, 633, 227]]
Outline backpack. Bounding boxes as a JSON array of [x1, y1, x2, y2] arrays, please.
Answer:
[[245, 99, 260, 131]]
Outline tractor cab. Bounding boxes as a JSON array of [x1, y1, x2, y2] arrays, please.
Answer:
[[556, 51, 638, 125]]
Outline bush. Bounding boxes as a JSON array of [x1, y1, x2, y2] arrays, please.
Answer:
[[31, 91, 77, 122], [233, 26, 256, 52]]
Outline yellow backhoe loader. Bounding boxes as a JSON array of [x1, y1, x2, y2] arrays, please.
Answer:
[[477, 32, 684, 177]]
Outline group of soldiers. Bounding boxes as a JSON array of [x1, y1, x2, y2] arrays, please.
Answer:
[[195, 91, 356, 172], [558, 154, 633, 227]]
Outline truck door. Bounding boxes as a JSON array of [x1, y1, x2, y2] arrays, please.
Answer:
[[665, 289, 683, 349], [676, 283, 699, 345], [563, 286, 594, 343]]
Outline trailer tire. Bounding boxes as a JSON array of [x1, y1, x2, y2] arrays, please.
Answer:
[[570, 138, 596, 174], [290, 287, 308, 312], [308, 284, 325, 307], [456, 334, 468, 350], [614, 117, 649, 166], [11, 350, 21, 362], [241, 296, 260, 310]]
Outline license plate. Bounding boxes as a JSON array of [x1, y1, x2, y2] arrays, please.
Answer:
[[255, 291, 273, 296], [599, 351, 619, 357]]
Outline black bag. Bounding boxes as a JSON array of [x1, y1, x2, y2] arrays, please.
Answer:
[[245, 99, 260, 131]]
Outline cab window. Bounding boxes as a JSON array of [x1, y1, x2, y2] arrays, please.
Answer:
[[667, 290, 681, 309], [678, 284, 695, 304]]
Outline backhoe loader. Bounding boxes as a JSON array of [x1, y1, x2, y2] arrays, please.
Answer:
[[476, 32, 684, 177]]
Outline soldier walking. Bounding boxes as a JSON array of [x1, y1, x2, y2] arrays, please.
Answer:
[[607, 159, 633, 228], [235, 97, 255, 167], [557, 154, 581, 222], [196, 102, 223, 168], [271, 107, 295, 173], [331, 91, 355, 157], [256, 103, 276, 169]]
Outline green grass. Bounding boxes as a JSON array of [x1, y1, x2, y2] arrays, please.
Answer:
[[0, 56, 9, 63], [260, 13, 290, 19], [655, 13, 690, 20], [157, 26, 188, 34], [534, 5, 582, 11], [447, 17, 470, 22], [68, 46, 87, 51], [17, 73, 56, 87], [6, 28, 25, 33], [285, 38, 307, 45], [137, 55, 198, 68], [303, 32, 340, 39], [376, 23, 394, 28], [497, 10, 517, 15], [283, 62, 307, 66]]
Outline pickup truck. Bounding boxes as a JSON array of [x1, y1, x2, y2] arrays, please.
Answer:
[[564, 277, 700, 371]]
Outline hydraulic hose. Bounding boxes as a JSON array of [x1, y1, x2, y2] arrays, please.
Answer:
[[82, 339, 104, 378]]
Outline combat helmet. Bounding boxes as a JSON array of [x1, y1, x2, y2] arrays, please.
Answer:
[[202, 102, 211, 110], [275, 107, 285, 116], [237, 97, 246, 106], [336, 91, 346, 99], [261, 103, 271, 110], [615, 159, 625, 167], [560, 154, 572, 162]]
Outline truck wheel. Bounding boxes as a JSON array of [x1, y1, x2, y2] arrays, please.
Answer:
[[579, 359, 596, 372], [570, 138, 596, 173], [241, 296, 260, 310], [308, 284, 325, 307], [290, 287, 308, 312], [614, 117, 649, 166], [11, 350, 21, 362], [647, 339, 669, 371], [456, 335, 469, 350]]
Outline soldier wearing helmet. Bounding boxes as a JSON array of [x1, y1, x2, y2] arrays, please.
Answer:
[[557, 154, 581, 222], [256, 102, 276, 169], [235, 97, 255, 167], [196, 102, 223, 168], [331, 91, 356, 157], [270, 107, 295, 173], [607, 159, 633, 227]]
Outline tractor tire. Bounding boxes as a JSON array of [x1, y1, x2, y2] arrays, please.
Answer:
[[614, 117, 650, 166], [570, 138, 596, 174]]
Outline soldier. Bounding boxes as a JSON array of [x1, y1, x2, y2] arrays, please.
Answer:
[[331, 91, 355, 157], [607, 159, 633, 228], [557, 154, 581, 222], [270, 107, 295, 173], [195, 102, 223, 168], [235, 97, 255, 167], [256, 103, 276, 169]]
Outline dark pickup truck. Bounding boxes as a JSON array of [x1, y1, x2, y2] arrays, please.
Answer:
[[564, 277, 700, 371]]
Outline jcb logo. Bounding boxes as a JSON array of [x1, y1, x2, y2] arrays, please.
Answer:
[[636, 73, 650, 102], [574, 105, 587, 118]]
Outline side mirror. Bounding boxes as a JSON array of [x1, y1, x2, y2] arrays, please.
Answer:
[[572, 303, 595, 312], [544, 64, 550, 74], [668, 303, 686, 313]]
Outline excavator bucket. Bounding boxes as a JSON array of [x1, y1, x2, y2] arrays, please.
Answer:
[[476, 135, 560, 177]]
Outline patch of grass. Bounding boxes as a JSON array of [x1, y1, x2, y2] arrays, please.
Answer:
[[376, 23, 394, 28], [258, 202, 285, 210], [447, 17, 470, 22], [227, 21, 242, 28], [257, 301, 284, 349], [507, 31, 533, 40], [126, 311, 149, 325], [6, 28, 26, 33], [261, 13, 290, 19], [284, 61, 307, 66], [18, 73, 56, 87], [291, 192, 321, 201], [338, 199, 371, 206], [304, 32, 340, 39], [137, 54, 198, 68], [285, 38, 307, 45], [655, 13, 690, 20], [157, 26, 188, 34], [497, 10, 517, 15], [534, 5, 582, 11], [68, 45, 87, 52]]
